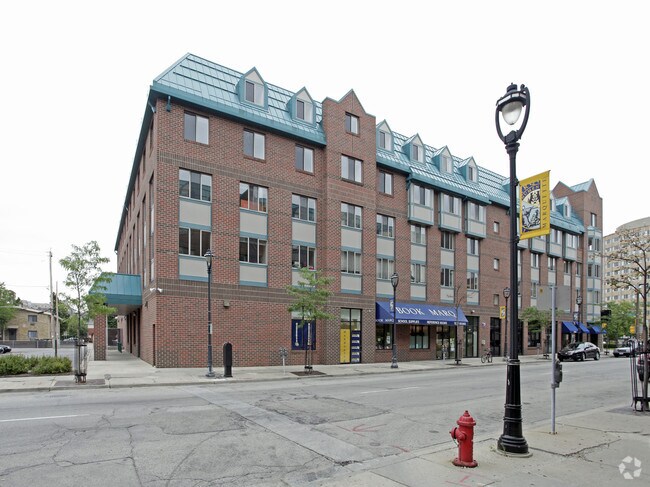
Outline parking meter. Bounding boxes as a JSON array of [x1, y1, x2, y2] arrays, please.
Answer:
[[553, 361, 563, 388]]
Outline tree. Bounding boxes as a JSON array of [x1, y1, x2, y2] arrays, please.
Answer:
[[601, 301, 635, 347], [0, 283, 21, 340], [59, 241, 114, 341], [521, 306, 553, 352], [286, 267, 334, 371], [607, 227, 649, 410]]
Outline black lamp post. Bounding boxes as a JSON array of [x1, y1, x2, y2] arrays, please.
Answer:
[[576, 294, 582, 324], [391, 272, 399, 369], [495, 83, 531, 456], [205, 249, 216, 378], [503, 287, 511, 358]]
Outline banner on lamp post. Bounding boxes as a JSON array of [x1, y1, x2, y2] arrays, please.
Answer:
[[519, 170, 550, 240]]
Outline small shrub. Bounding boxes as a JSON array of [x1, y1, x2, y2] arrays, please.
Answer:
[[30, 356, 72, 375], [0, 355, 31, 375], [0, 355, 72, 376]]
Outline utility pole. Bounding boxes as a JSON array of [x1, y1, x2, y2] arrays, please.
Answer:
[[49, 250, 57, 357]]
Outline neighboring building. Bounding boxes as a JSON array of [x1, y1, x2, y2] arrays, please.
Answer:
[[2, 306, 52, 342], [98, 53, 604, 368], [604, 216, 650, 304]]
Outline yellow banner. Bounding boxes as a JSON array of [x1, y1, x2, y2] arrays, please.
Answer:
[[519, 170, 550, 240], [499, 306, 506, 319]]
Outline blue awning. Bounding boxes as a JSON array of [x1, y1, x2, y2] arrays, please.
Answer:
[[376, 301, 468, 325], [589, 325, 605, 334], [576, 322, 590, 334], [562, 321, 578, 333]]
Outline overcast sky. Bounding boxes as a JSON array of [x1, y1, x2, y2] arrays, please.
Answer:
[[1, 1, 648, 304]]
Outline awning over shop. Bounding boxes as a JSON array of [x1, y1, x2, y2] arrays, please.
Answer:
[[562, 321, 578, 333], [91, 273, 142, 315], [376, 301, 468, 325], [576, 322, 591, 334], [589, 325, 606, 334]]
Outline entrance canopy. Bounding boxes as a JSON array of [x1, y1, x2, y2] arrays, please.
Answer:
[[589, 325, 606, 334], [576, 322, 590, 334], [92, 273, 142, 314], [561, 321, 578, 333], [376, 301, 468, 326]]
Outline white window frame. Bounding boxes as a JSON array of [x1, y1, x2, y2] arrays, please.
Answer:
[[292, 244, 316, 270], [378, 171, 393, 195], [341, 155, 362, 183], [411, 184, 433, 207], [341, 251, 362, 274], [379, 130, 392, 150], [376, 214, 395, 238], [467, 237, 479, 256], [239, 183, 268, 213], [467, 271, 478, 290], [245, 79, 264, 106], [179, 169, 212, 202], [411, 224, 426, 245], [239, 236, 268, 264], [440, 268, 454, 287], [411, 263, 426, 284], [292, 194, 316, 222], [244, 129, 265, 159], [295, 145, 314, 173], [341, 203, 362, 229], [345, 113, 359, 134], [376, 258, 395, 280]]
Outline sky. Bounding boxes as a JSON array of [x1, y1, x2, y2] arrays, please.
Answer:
[[1, 0, 648, 304]]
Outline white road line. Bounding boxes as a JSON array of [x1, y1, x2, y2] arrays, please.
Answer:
[[0, 414, 88, 423]]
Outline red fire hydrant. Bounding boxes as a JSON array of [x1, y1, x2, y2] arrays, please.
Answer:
[[450, 410, 478, 467]]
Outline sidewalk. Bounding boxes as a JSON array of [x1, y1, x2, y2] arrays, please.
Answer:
[[1, 350, 648, 486]]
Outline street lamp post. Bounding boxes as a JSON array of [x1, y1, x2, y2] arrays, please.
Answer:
[[576, 294, 583, 341], [391, 272, 399, 369], [495, 83, 531, 456], [205, 249, 216, 378], [503, 287, 511, 359]]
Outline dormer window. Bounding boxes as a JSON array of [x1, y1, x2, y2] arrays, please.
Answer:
[[412, 143, 424, 162], [245, 80, 264, 105], [379, 130, 391, 150], [294, 89, 314, 124], [345, 113, 359, 134], [442, 155, 453, 173]]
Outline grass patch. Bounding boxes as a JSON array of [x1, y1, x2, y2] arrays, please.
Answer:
[[0, 355, 72, 376]]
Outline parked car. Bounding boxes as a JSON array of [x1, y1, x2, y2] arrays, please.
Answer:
[[613, 339, 638, 357], [558, 342, 600, 361], [0, 344, 11, 354]]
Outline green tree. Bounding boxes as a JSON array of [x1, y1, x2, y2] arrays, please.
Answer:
[[59, 241, 114, 340], [0, 283, 21, 340], [286, 267, 334, 371], [601, 301, 635, 347]]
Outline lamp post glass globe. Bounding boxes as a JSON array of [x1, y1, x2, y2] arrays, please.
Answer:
[[503, 287, 511, 299]]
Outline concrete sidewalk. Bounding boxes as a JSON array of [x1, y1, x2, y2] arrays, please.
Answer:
[[1, 349, 648, 486]]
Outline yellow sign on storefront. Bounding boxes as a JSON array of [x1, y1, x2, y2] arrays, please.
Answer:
[[340, 328, 350, 363]]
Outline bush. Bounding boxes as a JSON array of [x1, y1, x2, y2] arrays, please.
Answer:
[[0, 355, 72, 376]]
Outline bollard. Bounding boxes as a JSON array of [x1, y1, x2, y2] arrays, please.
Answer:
[[223, 342, 233, 378], [450, 410, 478, 467]]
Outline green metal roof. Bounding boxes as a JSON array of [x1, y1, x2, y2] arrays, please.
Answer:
[[93, 274, 142, 314]]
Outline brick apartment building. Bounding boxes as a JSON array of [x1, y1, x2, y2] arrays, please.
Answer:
[[94, 53, 604, 367]]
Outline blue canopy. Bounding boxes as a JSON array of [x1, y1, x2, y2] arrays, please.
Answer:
[[376, 301, 468, 325], [562, 321, 578, 333], [576, 322, 591, 334], [589, 325, 606, 334]]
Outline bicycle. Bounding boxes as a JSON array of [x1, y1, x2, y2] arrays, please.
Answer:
[[481, 348, 493, 363]]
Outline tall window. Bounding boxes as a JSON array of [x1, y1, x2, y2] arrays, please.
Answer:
[[441, 155, 453, 173], [341, 155, 362, 183], [441, 194, 461, 215], [411, 224, 426, 245], [245, 80, 264, 105], [410, 325, 429, 349], [345, 113, 359, 134], [548, 256, 557, 271], [590, 213, 597, 227], [239, 183, 268, 212], [564, 261, 572, 274], [292, 245, 315, 269], [376, 258, 395, 280], [467, 271, 478, 290], [239, 237, 267, 264], [376, 323, 392, 350], [341, 251, 361, 274], [379, 130, 392, 150], [411, 263, 426, 284], [493, 221, 500, 234], [441, 231, 455, 250], [179, 228, 211, 257], [467, 237, 479, 256], [411, 184, 433, 206], [378, 171, 393, 195], [244, 129, 265, 159], [441, 268, 454, 287], [468, 165, 477, 182], [341, 203, 362, 229], [292, 195, 316, 222], [467, 202, 485, 222], [493, 258, 500, 270], [296, 99, 313, 122], [412, 143, 424, 162], [531, 253, 540, 268], [179, 169, 211, 202], [295, 145, 314, 173], [376, 214, 395, 237], [184, 113, 209, 144]]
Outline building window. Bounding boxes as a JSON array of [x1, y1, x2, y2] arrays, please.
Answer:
[[376, 323, 392, 350], [493, 294, 500, 306], [28, 330, 37, 339], [292, 194, 316, 222], [341, 251, 361, 274], [239, 237, 267, 264], [440, 268, 454, 287], [179, 169, 211, 202], [184, 113, 209, 144], [296, 99, 313, 123], [411, 184, 433, 206], [564, 261, 572, 274], [441, 155, 453, 173], [493, 258, 500, 271], [590, 213, 597, 227], [376, 214, 395, 238], [341, 203, 362, 229], [493, 221, 500, 233], [245, 79, 264, 105], [551, 228, 562, 244], [467, 202, 485, 222], [341, 155, 362, 183], [379, 130, 392, 150], [531, 253, 540, 268], [467, 238, 479, 256], [345, 113, 359, 134], [588, 264, 601, 278], [179, 228, 211, 257], [376, 258, 395, 280], [239, 183, 268, 212], [244, 129, 265, 159], [410, 325, 430, 349], [468, 165, 477, 182], [588, 237, 601, 251], [528, 330, 541, 348], [292, 245, 315, 270], [411, 263, 426, 284], [467, 271, 478, 290], [576, 262, 582, 276], [412, 143, 424, 163], [295, 145, 314, 173], [411, 224, 426, 245], [441, 194, 461, 215], [548, 257, 557, 271], [441, 231, 455, 250], [28, 314, 37, 324], [378, 171, 393, 195]]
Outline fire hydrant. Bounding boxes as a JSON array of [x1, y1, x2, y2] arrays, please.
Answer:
[[450, 410, 478, 467]]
